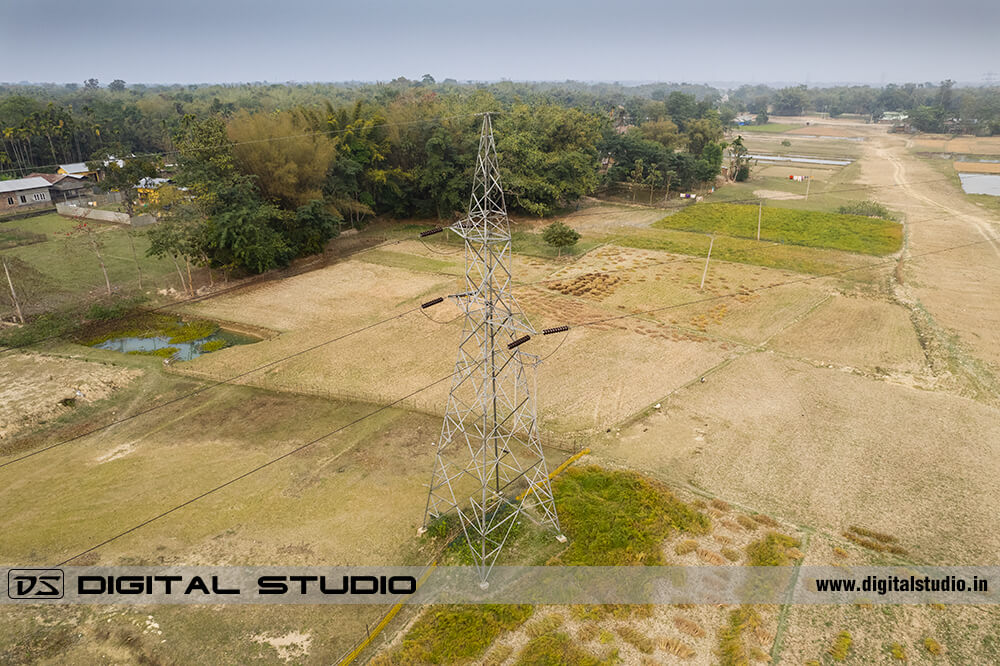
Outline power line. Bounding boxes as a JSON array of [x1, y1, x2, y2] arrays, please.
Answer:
[[551, 235, 998, 332], [55, 363, 476, 566], [4, 193, 992, 464], [0, 301, 429, 470], [0, 236, 409, 356], [28, 217, 999, 566], [43, 230, 998, 567]]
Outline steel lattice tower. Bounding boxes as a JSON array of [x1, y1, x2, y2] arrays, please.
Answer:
[[423, 114, 563, 585]]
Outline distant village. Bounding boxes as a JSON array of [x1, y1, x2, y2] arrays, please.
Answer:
[[0, 160, 169, 222]]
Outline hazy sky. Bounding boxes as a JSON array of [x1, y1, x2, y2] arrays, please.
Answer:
[[4, 0, 998, 86]]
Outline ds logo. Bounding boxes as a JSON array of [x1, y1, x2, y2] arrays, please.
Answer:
[[7, 569, 64, 600]]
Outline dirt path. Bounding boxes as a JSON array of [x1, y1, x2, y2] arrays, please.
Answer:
[[856, 130, 1000, 395]]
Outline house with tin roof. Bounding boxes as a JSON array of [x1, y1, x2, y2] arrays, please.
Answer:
[[57, 162, 97, 177], [28, 173, 95, 202], [0, 177, 53, 213]]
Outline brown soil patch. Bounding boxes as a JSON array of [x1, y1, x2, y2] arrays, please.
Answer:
[[753, 188, 805, 200], [0, 353, 141, 440]]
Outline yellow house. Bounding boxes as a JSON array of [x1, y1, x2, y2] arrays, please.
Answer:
[[136, 177, 171, 204], [57, 162, 98, 177]]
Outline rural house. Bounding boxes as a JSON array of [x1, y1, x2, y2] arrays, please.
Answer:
[[0, 176, 53, 213], [56, 162, 98, 178], [28, 172, 94, 202]]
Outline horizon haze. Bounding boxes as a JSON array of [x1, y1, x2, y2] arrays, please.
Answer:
[[3, 0, 998, 86]]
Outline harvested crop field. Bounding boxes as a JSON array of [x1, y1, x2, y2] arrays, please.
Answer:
[[910, 135, 1000, 155], [954, 160, 1000, 174], [175, 253, 735, 433], [768, 295, 928, 375], [600, 351, 1000, 565]]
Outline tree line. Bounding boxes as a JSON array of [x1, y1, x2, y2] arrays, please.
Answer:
[[4, 77, 997, 277], [729, 81, 1000, 133], [1, 79, 736, 274]]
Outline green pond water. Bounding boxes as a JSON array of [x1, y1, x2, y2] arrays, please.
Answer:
[[93, 326, 257, 361]]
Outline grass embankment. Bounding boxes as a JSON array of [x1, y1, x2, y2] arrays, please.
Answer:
[[0, 227, 46, 250], [0, 213, 179, 316], [655, 203, 902, 256], [375, 466, 710, 665]]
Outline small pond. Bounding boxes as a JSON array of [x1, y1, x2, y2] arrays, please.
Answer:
[[958, 173, 1000, 196], [91, 318, 258, 361]]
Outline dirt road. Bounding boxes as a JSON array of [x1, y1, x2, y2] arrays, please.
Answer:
[[858, 130, 1000, 392]]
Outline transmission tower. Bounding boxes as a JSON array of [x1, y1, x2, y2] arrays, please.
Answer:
[[422, 113, 564, 586]]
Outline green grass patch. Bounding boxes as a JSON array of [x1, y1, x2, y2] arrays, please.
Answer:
[[515, 631, 618, 666], [0, 310, 77, 348], [126, 346, 179, 358], [0, 212, 76, 235], [829, 630, 853, 661], [837, 200, 895, 221], [198, 338, 229, 353], [552, 466, 709, 566], [737, 123, 800, 133], [717, 606, 762, 666], [371, 605, 533, 665], [359, 249, 462, 275], [1, 215, 179, 308], [745, 532, 802, 566], [654, 203, 902, 255], [511, 230, 600, 259]]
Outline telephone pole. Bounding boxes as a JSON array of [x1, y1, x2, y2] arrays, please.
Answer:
[[422, 114, 563, 586]]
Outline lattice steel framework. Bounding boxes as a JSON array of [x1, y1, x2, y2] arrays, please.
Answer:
[[423, 114, 563, 585]]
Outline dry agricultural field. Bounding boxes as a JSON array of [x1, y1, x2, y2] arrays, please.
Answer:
[[3, 116, 1000, 664]]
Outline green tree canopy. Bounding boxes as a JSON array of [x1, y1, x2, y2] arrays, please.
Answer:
[[541, 220, 581, 256], [495, 105, 601, 216]]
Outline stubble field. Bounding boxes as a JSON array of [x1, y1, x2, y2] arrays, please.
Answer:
[[3, 116, 1000, 664]]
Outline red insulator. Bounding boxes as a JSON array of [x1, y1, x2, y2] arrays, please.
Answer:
[[542, 325, 569, 335], [421, 297, 444, 309]]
